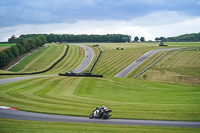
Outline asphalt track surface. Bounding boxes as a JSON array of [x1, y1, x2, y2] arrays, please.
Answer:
[[72, 44, 94, 73], [114, 48, 180, 78], [0, 75, 54, 85], [0, 109, 200, 128]]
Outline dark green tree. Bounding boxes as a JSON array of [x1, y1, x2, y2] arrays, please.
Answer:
[[140, 37, 145, 42], [155, 37, 159, 41], [38, 35, 47, 45], [17, 37, 25, 44], [8, 35, 18, 43], [27, 38, 36, 49], [22, 39, 31, 51], [16, 43, 27, 54], [0, 51, 9, 68], [10, 45, 19, 57], [134, 36, 139, 42], [35, 37, 42, 47], [3, 48, 14, 61], [121, 37, 128, 42]]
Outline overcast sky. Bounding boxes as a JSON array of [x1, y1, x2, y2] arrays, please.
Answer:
[[0, 0, 200, 41]]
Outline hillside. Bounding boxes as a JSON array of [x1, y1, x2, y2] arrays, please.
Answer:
[[138, 49, 200, 84], [0, 42, 199, 122]]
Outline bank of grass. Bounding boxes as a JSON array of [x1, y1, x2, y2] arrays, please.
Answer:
[[47, 44, 85, 74], [137, 49, 200, 84], [91, 47, 167, 76], [9, 43, 66, 73], [124, 42, 200, 79], [0, 76, 199, 121], [1, 119, 199, 133], [6, 43, 85, 74], [84, 42, 200, 76]]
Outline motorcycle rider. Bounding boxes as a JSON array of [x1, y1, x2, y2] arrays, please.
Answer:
[[93, 106, 107, 117], [99, 106, 107, 117], [93, 107, 100, 117]]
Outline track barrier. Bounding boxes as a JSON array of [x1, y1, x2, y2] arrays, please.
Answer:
[[89, 50, 102, 73], [59, 73, 103, 78]]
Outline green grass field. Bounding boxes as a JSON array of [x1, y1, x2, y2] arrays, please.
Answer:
[[8, 43, 86, 74], [9, 44, 67, 73], [0, 76, 199, 121], [1, 118, 199, 133], [137, 49, 200, 84], [46, 44, 85, 74], [0, 42, 200, 131], [84, 42, 200, 77], [0, 43, 16, 47]]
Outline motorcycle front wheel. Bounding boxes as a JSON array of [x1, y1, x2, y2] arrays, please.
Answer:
[[89, 113, 94, 119]]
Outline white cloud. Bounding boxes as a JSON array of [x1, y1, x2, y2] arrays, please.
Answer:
[[198, 1, 200, 5], [0, 11, 200, 41]]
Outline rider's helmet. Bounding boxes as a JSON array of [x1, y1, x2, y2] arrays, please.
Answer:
[[102, 105, 107, 110]]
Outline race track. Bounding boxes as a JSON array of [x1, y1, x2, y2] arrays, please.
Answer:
[[114, 48, 180, 78], [72, 44, 94, 73], [0, 109, 200, 128], [0, 46, 199, 128]]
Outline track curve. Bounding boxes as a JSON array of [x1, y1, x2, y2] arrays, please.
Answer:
[[72, 44, 94, 73]]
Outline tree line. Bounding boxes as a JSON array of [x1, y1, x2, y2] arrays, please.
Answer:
[[155, 32, 200, 42], [133, 36, 145, 42], [9, 34, 132, 43], [0, 35, 46, 69]]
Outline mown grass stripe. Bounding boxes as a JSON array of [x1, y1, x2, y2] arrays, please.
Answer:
[[10, 44, 65, 73]]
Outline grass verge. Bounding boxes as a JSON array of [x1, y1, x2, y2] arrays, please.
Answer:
[[1, 118, 200, 133]]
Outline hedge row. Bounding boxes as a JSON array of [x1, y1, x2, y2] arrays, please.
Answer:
[[0, 35, 47, 69]]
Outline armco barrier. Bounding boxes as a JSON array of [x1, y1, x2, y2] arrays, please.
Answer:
[[0, 45, 69, 75], [89, 50, 102, 73], [59, 73, 103, 78], [132, 47, 200, 79]]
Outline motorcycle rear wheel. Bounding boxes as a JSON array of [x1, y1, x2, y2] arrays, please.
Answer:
[[102, 113, 110, 119]]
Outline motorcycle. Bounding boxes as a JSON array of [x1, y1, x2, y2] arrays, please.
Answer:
[[89, 106, 112, 119]]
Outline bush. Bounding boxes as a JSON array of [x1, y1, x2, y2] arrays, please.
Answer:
[[35, 37, 42, 47], [3, 48, 14, 61], [16, 43, 27, 54], [22, 39, 31, 51], [0, 51, 9, 68], [10, 45, 19, 57], [27, 38, 36, 49]]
